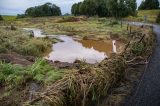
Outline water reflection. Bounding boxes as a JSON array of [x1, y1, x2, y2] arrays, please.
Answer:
[[46, 35, 116, 64], [23, 28, 118, 64]]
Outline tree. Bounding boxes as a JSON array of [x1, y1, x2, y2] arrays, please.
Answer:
[[126, 0, 137, 16], [72, 0, 109, 17], [138, 0, 145, 10], [139, 0, 159, 10], [25, 3, 61, 17], [72, 0, 136, 18], [96, 0, 109, 17], [107, 0, 119, 18], [0, 15, 3, 21], [107, 0, 137, 18], [16, 14, 26, 19]]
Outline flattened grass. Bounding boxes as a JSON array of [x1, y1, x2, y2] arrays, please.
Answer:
[[0, 27, 52, 56]]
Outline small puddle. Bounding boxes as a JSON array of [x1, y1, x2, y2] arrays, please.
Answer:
[[23, 28, 120, 64]]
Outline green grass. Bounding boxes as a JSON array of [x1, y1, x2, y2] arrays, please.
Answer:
[[1, 16, 127, 40], [0, 15, 134, 38], [0, 58, 64, 89], [138, 10, 160, 23], [2, 15, 16, 21]]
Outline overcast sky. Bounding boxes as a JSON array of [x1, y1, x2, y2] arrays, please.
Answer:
[[0, 0, 143, 15]]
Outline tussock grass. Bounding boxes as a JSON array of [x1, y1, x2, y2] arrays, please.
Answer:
[[0, 59, 64, 90], [0, 27, 51, 56]]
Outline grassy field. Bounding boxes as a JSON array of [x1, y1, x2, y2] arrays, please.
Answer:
[[124, 10, 160, 23], [0, 16, 128, 40], [2, 15, 17, 21], [0, 15, 155, 106]]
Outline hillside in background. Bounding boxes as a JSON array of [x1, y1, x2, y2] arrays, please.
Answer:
[[125, 10, 160, 23]]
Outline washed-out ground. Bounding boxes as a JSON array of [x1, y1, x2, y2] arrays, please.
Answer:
[[0, 16, 155, 106]]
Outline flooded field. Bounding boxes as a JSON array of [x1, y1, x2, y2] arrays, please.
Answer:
[[24, 28, 120, 63]]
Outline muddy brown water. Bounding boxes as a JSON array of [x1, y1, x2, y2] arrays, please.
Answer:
[[45, 35, 120, 64], [23, 28, 120, 64]]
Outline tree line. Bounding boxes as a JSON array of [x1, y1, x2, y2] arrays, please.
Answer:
[[71, 0, 137, 18], [17, 3, 61, 18], [139, 0, 159, 10]]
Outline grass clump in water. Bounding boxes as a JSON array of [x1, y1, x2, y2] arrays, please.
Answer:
[[22, 39, 51, 56]]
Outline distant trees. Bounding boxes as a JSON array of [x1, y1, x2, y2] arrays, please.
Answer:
[[139, 0, 159, 10], [16, 14, 26, 19], [107, 0, 137, 18], [25, 3, 61, 17], [71, 2, 83, 16], [71, 0, 109, 17], [0, 15, 3, 21], [71, 0, 137, 18]]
